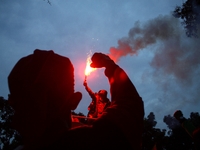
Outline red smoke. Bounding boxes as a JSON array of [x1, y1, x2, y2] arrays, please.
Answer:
[[108, 40, 135, 62]]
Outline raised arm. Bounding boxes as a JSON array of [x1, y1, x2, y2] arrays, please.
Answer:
[[83, 80, 96, 99], [90, 53, 142, 106], [90, 53, 144, 149], [48, 52, 144, 150]]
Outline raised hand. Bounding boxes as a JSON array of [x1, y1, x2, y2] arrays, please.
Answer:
[[90, 53, 115, 68]]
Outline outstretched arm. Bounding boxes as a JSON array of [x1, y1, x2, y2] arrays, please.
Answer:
[[83, 80, 95, 99]]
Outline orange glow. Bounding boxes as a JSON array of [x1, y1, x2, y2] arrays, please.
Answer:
[[84, 55, 96, 76]]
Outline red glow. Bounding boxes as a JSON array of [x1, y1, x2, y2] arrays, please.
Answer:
[[84, 55, 96, 76]]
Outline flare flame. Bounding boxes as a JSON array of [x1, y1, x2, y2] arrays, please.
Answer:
[[84, 55, 96, 77]]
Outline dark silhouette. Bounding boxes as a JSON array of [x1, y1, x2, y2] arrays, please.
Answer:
[[0, 97, 21, 149], [142, 112, 168, 150], [1, 94, 200, 150], [83, 79, 111, 120], [7, 50, 144, 149], [163, 114, 180, 130], [8, 50, 82, 149], [173, 0, 200, 37], [173, 110, 200, 150], [174, 110, 196, 138]]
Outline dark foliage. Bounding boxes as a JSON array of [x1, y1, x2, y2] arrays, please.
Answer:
[[164, 124, 194, 150], [189, 112, 200, 128], [173, 0, 200, 38], [0, 97, 21, 150], [142, 112, 168, 150], [162, 112, 200, 150]]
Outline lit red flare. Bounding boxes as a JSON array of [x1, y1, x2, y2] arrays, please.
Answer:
[[84, 55, 96, 77]]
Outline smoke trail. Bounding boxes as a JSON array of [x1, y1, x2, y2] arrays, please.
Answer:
[[107, 14, 200, 113], [108, 15, 200, 85], [108, 15, 179, 62]]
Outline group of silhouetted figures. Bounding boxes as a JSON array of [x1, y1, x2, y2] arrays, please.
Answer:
[[5, 49, 200, 150]]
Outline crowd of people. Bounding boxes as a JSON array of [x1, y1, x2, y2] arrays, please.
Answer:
[[4, 49, 200, 150], [8, 49, 144, 149]]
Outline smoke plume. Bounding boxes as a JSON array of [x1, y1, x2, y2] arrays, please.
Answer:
[[108, 14, 200, 84], [108, 14, 200, 114], [108, 15, 180, 62]]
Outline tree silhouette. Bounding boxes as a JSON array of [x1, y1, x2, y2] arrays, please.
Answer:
[[173, 0, 200, 38], [0, 97, 21, 150], [189, 112, 200, 128], [142, 112, 200, 150], [142, 112, 167, 150], [163, 112, 200, 150]]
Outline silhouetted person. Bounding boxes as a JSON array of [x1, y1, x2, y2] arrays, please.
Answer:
[[174, 110, 200, 150], [174, 110, 196, 138], [8, 50, 82, 149], [8, 50, 144, 150], [83, 80, 111, 119]]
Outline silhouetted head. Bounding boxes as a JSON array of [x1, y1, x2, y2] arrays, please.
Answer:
[[8, 49, 82, 148], [98, 90, 110, 102], [98, 90, 107, 97], [173, 110, 185, 122]]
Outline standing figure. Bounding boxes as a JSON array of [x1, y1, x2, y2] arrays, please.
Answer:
[[83, 80, 111, 119]]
